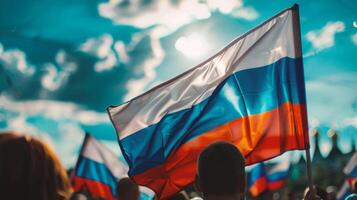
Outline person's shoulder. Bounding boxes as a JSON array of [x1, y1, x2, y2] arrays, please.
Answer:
[[345, 193, 357, 200]]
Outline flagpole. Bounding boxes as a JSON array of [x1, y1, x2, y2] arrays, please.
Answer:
[[305, 148, 314, 193], [291, 3, 315, 195]]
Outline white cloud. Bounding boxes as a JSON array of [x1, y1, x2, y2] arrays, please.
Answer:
[[75, 110, 110, 125], [41, 50, 77, 91], [57, 123, 86, 166], [95, 0, 259, 100], [305, 21, 345, 56], [98, 0, 209, 37], [0, 95, 109, 125], [0, 43, 35, 75], [124, 34, 165, 101], [90, 1, 259, 101], [344, 116, 357, 128], [98, 0, 258, 37], [305, 72, 357, 128], [175, 32, 209, 58], [79, 34, 131, 72], [95, 51, 117, 72], [306, 81, 325, 91], [231, 6, 259, 20], [352, 33, 357, 46], [309, 117, 320, 128], [0, 96, 104, 167], [1, 114, 86, 167], [5, 115, 44, 135], [114, 41, 130, 63], [80, 34, 117, 72], [206, 0, 242, 14], [78, 31, 165, 100], [80, 34, 113, 58], [42, 63, 60, 90], [2, 115, 58, 158]]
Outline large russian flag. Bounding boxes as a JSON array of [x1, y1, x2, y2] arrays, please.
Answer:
[[71, 134, 129, 200], [108, 4, 309, 199]]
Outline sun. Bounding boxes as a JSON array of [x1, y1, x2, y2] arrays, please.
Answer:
[[175, 33, 208, 59]]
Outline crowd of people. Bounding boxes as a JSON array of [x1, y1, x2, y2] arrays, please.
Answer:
[[0, 131, 356, 200]]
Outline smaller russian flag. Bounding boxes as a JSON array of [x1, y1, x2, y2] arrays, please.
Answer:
[[267, 161, 290, 191], [344, 153, 357, 188], [71, 134, 129, 200], [248, 163, 268, 197]]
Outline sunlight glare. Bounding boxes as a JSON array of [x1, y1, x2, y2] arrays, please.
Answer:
[[175, 33, 209, 59]]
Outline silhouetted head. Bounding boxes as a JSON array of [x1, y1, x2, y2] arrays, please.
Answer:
[[116, 177, 139, 200], [0, 132, 71, 200], [70, 192, 90, 200], [303, 185, 328, 200], [196, 141, 246, 199], [167, 191, 189, 200]]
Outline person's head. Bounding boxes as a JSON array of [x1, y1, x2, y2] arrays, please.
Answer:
[[116, 177, 139, 200], [303, 185, 328, 200], [168, 191, 189, 200], [326, 186, 337, 200], [196, 141, 246, 199], [0, 132, 71, 200], [70, 192, 90, 200]]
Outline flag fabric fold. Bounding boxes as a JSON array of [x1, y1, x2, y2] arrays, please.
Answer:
[[108, 4, 308, 199]]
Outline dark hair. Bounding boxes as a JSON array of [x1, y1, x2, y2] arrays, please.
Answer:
[[197, 141, 246, 196], [0, 132, 71, 200], [303, 185, 328, 200], [116, 177, 139, 200], [167, 191, 189, 200]]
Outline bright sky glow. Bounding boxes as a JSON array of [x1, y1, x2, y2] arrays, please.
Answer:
[[175, 33, 209, 59]]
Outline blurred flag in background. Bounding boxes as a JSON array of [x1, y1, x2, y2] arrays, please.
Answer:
[[71, 133, 153, 200], [248, 163, 268, 197], [267, 161, 290, 191]]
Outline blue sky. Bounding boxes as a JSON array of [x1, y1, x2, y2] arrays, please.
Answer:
[[0, 0, 356, 167]]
